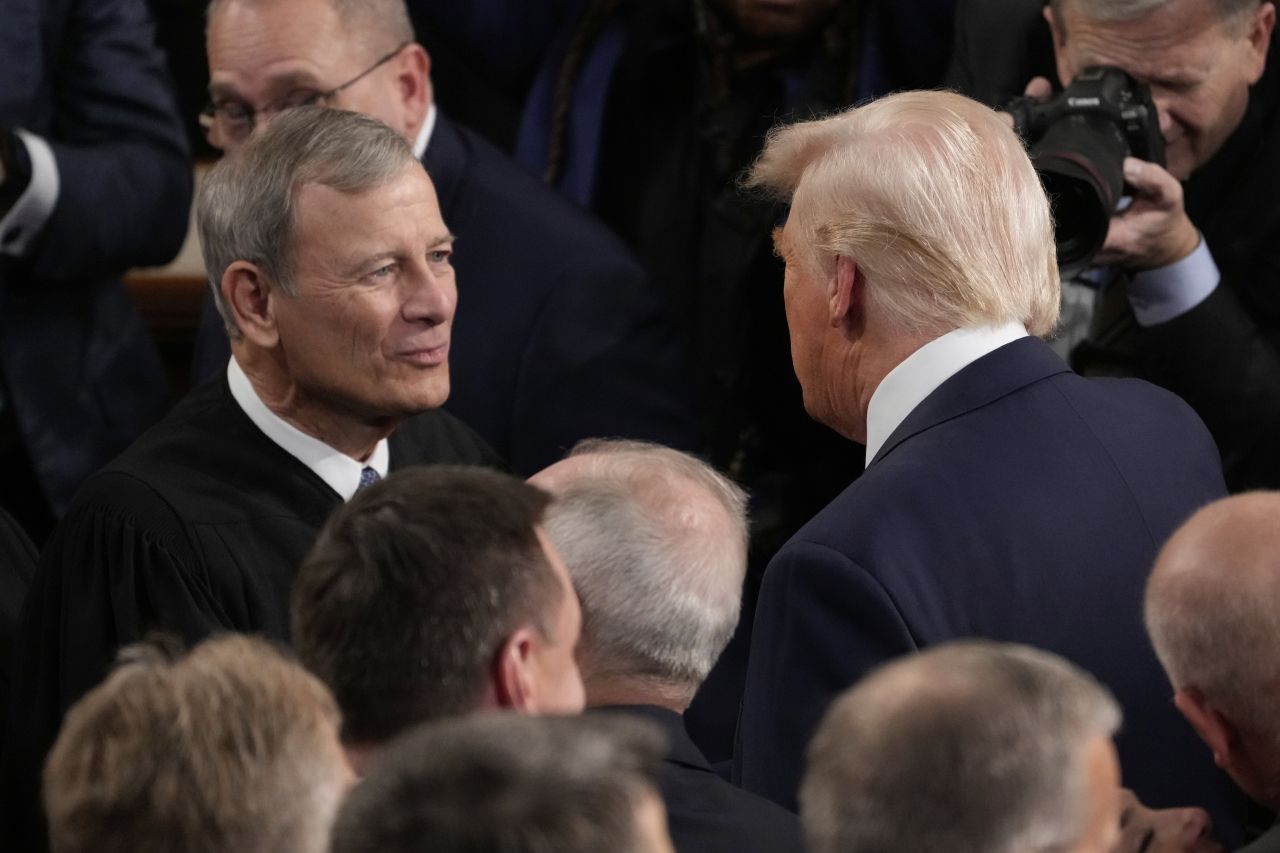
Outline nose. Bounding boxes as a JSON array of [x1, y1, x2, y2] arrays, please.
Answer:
[[401, 263, 456, 325]]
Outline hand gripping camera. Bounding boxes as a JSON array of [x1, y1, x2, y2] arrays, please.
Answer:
[[1006, 66, 1165, 275]]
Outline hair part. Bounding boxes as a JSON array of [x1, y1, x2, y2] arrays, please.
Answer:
[[801, 640, 1121, 853], [541, 440, 749, 704], [44, 634, 347, 853], [196, 105, 419, 337], [292, 466, 562, 745], [329, 713, 667, 853], [748, 90, 1060, 337]]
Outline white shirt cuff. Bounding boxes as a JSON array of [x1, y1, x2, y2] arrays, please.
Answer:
[[1126, 238, 1219, 327], [0, 130, 60, 257]]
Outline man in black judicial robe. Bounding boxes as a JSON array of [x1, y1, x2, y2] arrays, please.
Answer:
[[1, 107, 496, 849]]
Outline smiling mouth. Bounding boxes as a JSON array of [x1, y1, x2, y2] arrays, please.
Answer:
[[397, 341, 449, 367]]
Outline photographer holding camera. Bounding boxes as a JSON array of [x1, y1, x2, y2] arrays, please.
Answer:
[[950, 0, 1279, 491]]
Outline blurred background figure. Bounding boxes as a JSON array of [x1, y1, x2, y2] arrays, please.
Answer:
[[802, 641, 1124, 853], [1147, 492, 1280, 852], [293, 466, 585, 775], [0, 0, 191, 543], [42, 634, 351, 853], [329, 713, 675, 853], [533, 439, 803, 853]]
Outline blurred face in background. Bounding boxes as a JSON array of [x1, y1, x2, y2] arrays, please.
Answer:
[[707, 0, 842, 42]]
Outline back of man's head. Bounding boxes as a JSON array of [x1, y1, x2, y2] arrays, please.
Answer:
[[43, 634, 349, 853], [801, 641, 1122, 853], [1146, 491, 1280, 808], [293, 466, 584, 754], [748, 89, 1060, 338], [532, 440, 748, 710], [329, 712, 673, 853]]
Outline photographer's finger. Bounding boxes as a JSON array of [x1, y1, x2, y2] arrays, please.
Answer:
[[1123, 157, 1180, 207], [1023, 76, 1053, 99]]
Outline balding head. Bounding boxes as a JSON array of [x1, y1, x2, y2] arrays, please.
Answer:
[[531, 440, 748, 711], [801, 641, 1122, 853], [1146, 492, 1280, 807]]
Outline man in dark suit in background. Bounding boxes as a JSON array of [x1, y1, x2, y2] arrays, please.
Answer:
[[0, 0, 192, 541], [532, 439, 803, 853], [733, 90, 1238, 839], [948, 0, 1279, 493], [194, 0, 694, 474]]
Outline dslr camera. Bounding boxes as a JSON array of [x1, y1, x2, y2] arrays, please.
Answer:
[[1006, 66, 1165, 275]]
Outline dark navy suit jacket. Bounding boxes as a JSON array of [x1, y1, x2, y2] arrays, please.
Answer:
[[735, 337, 1242, 837], [598, 705, 803, 853], [0, 0, 191, 514], [193, 113, 694, 474]]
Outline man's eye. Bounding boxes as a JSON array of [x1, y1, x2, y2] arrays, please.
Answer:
[[369, 263, 397, 280], [278, 90, 324, 110], [218, 103, 253, 124], [430, 249, 452, 264]]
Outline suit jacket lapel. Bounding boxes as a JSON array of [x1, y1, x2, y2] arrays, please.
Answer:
[[870, 336, 1072, 467]]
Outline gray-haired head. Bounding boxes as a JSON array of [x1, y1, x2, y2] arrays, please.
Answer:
[[329, 712, 671, 853], [205, 0, 414, 53], [801, 641, 1122, 853], [1048, 0, 1261, 32], [196, 105, 419, 337], [533, 439, 749, 709], [1146, 493, 1280, 758]]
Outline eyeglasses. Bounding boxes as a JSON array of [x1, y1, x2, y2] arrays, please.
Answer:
[[199, 41, 411, 146]]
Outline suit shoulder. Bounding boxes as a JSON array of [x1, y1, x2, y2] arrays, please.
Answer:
[[391, 407, 504, 469], [448, 123, 643, 272]]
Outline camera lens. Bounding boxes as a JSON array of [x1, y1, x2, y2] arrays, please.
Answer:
[[1030, 115, 1128, 275]]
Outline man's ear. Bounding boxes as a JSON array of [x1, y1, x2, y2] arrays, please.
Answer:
[[1243, 3, 1275, 85], [393, 43, 432, 137], [829, 255, 864, 338], [1043, 5, 1075, 88], [1174, 686, 1239, 768], [222, 261, 280, 348], [493, 627, 539, 714]]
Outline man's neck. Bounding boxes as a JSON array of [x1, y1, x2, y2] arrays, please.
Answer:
[[235, 349, 394, 461], [824, 327, 935, 444], [585, 676, 693, 714]]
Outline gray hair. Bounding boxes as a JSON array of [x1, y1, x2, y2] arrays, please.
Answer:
[[329, 713, 668, 853], [1145, 492, 1280, 742], [1049, 0, 1261, 32], [801, 641, 1122, 853], [748, 89, 1059, 338], [206, 0, 414, 53], [540, 440, 749, 705], [196, 105, 418, 337], [44, 634, 348, 853]]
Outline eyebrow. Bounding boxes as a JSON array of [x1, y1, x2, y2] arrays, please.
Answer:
[[339, 233, 457, 277], [208, 70, 324, 101]]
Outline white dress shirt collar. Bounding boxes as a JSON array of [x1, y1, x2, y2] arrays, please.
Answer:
[[413, 104, 438, 160], [864, 321, 1028, 465], [226, 357, 389, 501]]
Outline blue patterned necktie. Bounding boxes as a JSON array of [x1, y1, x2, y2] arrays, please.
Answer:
[[357, 466, 381, 491]]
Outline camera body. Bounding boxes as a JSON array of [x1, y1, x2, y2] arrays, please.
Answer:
[[1007, 66, 1165, 274]]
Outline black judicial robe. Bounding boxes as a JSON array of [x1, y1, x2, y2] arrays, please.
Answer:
[[0, 375, 498, 848]]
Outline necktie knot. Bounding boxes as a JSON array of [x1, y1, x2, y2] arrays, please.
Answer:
[[358, 466, 381, 491]]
